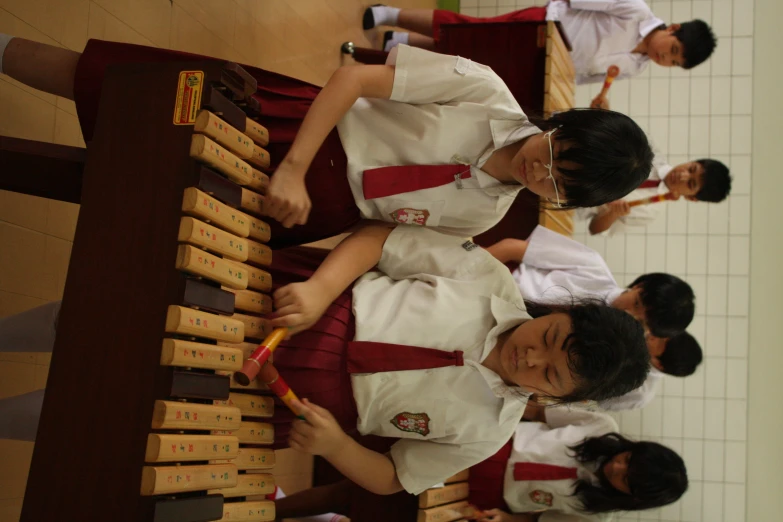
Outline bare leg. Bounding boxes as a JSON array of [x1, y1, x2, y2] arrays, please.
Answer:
[[1, 38, 81, 100], [407, 33, 436, 50], [396, 8, 436, 37], [275, 480, 352, 519]]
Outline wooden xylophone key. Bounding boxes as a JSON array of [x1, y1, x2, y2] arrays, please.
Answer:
[[145, 434, 239, 463], [226, 288, 274, 315], [160, 339, 244, 372], [208, 473, 275, 498], [215, 392, 275, 418], [216, 500, 276, 522]]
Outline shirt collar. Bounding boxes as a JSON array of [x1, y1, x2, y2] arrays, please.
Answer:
[[605, 287, 624, 306], [639, 15, 666, 40]]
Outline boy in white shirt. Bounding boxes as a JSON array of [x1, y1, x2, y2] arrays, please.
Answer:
[[487, 225, 702, 411], [363, 1, 717, 97], [582, 156, 732, 235]]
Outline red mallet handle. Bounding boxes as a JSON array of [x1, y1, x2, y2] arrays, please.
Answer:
[[258, 361, 305, 420], [628, 192, 678, 207], [235, 327, 287, 386]]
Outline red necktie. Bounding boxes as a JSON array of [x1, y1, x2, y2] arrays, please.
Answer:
[[346, 341, 464, 373], [513, 462, 578, 481], [638, 179, 661, 189], [362, 164, 472, 200]]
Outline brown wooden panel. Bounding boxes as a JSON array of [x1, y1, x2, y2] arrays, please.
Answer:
[[20, 60, 249, 522]]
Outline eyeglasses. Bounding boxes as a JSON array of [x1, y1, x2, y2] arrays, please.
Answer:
[[544, 128, 561, 208]]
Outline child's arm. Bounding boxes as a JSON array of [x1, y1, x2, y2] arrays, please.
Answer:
[[485, 238, 529, 264], [271, 222, 395, 335], [290, 399, 403, 495], [588, 201, 630, 235], [478, 509, 541, 522], [266, 65, 396, 228]]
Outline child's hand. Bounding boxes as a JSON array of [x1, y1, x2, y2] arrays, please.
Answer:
[[265, 164, 311, 228], [288, 399, 349, 457], [607, 200, 630, 217], [271, 280, 331, 336], [590, 95, 610, 110], [476, 508, 515, 522]]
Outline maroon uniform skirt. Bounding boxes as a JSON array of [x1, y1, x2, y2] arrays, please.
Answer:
[[73, 40, 360, 248], [259, 246, 419, 521], [432, 6, 548, 47], [468, 438, 513, 512], [260, 246, 359, 447]]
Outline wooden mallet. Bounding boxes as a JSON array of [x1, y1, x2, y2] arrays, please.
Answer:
[[591, 65, 620, 108], [628, 192, 678, 207]]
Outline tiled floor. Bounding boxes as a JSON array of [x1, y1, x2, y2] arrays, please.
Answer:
[[0, 1, 435, 520]]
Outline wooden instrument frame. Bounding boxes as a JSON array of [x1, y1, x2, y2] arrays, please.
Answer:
[[16, 60, 261, 522]]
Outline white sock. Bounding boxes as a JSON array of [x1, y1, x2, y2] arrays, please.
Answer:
[[0, 33, 15, 74], [371, 5, 401, 27], [384, 31, 409, 52]]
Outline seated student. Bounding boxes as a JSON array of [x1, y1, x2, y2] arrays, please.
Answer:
[[362, 2, 717, 93], [578, 128, 732, 235], [274, 403, 688, 522], [0, 224, 649, 522], [469, 404, 688, 522], [0, 36, 652, 249], [486, 225, 700, 411]]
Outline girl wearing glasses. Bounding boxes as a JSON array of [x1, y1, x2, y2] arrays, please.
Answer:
[[1, 37, 652, 247]]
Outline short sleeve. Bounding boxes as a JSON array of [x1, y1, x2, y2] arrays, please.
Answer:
[[379, 226, 498, 281], [523, 226, 610, 273], [390, 438, 496, 495], [390, 45, 513, 107]]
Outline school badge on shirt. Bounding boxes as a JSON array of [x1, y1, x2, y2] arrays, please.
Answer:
[[529, 490, 554, 507], [390, 412, 431, 436], [389, 208, 430, 226], [462, 240, 478, 251]]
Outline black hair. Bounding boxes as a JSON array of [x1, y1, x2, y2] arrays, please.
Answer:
[[659, 331, 703, 377], [571, 433, 688, 513], [674, 20, 717, 69], [629, 273, 695, 337], [524, 299, 650, 403], [530, 109, 653, 209], [695, 158, 732, 202]]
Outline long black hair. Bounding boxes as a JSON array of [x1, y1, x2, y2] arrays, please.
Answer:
[[530, 109, 653, 209], [570, 433, 688, 513], [524, 299, 650, 403]]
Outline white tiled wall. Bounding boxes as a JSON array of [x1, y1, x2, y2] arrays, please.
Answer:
[[460, 1, 752, 520]]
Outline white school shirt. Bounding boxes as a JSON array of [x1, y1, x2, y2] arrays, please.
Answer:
[[350, 226, 533, 495], [503, 408, 619, 521], [576, 155, 673, 236], [336, 44, 541, 238], [511, 225, 660, 411], [546, 0, 665, 85]]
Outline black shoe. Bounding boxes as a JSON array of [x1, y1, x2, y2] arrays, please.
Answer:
[[363, 4, 384, 30], [382, 30, 394, 51]]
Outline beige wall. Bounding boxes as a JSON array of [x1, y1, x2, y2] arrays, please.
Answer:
[[747, 1, 783, 520]]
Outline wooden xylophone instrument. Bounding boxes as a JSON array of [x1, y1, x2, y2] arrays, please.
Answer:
[[19, 60, 284, 522]]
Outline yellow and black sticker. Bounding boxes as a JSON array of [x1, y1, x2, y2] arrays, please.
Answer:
[[173, 71, 204, 125]]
